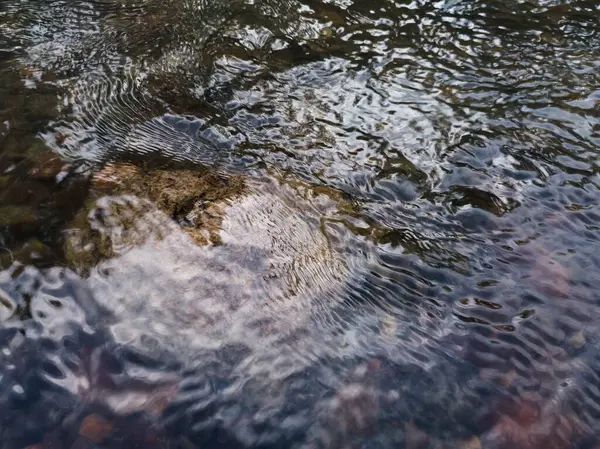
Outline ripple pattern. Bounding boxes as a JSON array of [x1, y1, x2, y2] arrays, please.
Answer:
[[0, 0, 600, 447]]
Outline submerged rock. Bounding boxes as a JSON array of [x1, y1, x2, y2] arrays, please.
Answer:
[[93, 162, 246, 244], [64, 161, 353, 357], [65, 161, 353, 300], [27, 152, 65, 181], [65, 163, 246, 268]]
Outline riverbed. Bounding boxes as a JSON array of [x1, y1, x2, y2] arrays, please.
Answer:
[[0, 0, 599, 448]]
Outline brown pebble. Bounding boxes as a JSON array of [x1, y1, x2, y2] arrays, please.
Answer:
[[79, 414, 113, 444], [28, 153, 64, 180]]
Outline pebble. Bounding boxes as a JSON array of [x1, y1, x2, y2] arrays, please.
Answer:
[[28, 153, 64, 181], [79, 414, 114, 444]]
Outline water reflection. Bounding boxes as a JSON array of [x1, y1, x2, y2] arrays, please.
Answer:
[[0, 0, 599, 447]]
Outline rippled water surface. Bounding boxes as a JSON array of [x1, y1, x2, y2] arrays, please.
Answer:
[[1, 0, 600, 447]]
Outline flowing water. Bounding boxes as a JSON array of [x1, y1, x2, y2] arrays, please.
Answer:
[[0, 0, 599, 448]]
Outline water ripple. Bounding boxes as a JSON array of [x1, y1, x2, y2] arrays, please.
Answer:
[[1, 0, 600, 447]]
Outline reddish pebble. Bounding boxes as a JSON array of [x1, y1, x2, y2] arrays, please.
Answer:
[[79, 414, 114, 444]]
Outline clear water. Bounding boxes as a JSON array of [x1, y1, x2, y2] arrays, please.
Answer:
[[0, 0, 599, 448]]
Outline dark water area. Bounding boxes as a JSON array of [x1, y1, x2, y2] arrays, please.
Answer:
[[1, 0, 600, 448]]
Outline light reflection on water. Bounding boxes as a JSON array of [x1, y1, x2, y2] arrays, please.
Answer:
[[0, 0, 599, 447]]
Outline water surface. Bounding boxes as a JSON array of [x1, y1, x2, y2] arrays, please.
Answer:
[[0, 0, 599, 448]]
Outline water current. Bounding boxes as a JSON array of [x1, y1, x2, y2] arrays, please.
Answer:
[[0, 0, 599, 448]]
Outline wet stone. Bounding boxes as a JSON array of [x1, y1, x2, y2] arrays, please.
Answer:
[[27, 152, 65, 181], [65, 162, 246, 269], [78, 414, 113, 444]]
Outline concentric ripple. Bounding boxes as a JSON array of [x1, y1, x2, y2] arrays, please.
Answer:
[[1, 0, 600, 447]]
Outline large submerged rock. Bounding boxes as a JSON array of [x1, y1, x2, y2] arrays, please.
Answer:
[[65, 163, 246, 267], [64, 162, 354, 357]]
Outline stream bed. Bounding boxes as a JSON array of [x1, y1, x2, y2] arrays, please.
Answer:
[[0, 0, 599, 448]]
